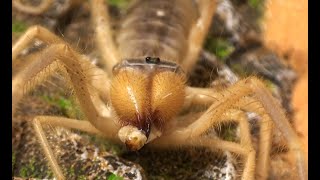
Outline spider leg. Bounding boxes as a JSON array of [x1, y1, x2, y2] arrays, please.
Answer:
[[181, 0, 217, 72], [13, 47, 119, 177], [183, 86, 221, 108], [185, 87, 273, 179], [32, 116, 114, 180], [12, 0, 82, 16], [208, 109, 256, 180], [236, 96, 274, 179], [12, 40, 113, 133], [155, 77, 307, 180], [12, 0, 53, 15], [243, 77, 307, 180], [12, 26, 114, 116], [90, 0, 120, 75], [194, 77, 306, 180], [33, 117, 65, 180], [194, 136, 255, 180], [153, 109, 256, 180], [12, 26, 65, 61]]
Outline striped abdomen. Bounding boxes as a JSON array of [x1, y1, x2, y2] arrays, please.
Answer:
[[116, 0, 198, 63]]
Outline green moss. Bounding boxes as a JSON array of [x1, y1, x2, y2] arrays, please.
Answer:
[[12, 20, 27, 33], [217, 123, 238, 142], [104, 142, 125, 155], [248, 0, 265, 11], [230, 63, 250, 77], [41, 95, 83, 119], [108, 173, 124, 180], [248, 0, 260, 9], [107, 0, 131, 9], [89, 135, 125, 155], [78, 175, 88, 180], [67, 167, 76, 177], [19, 158, 37, 178], [205, 38, 235, 61], [45, 169, 54, 178], [248, 0, 266, 27], [263, 79, 277, 92], [222, 127, 237, 142]]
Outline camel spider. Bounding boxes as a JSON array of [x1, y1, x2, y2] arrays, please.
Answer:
[[12, 0, 307, 179]]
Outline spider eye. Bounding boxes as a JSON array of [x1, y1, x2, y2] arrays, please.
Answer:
[[145, 57, 160, 64]]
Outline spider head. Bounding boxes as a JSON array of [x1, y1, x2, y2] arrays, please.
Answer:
[[110, 57, 186, 151]]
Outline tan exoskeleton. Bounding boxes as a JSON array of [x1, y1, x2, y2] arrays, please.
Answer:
[[12, 0, 307, 179]]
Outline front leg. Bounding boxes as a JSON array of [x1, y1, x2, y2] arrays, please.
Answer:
[[158, 77, 308, 179], [181, 0, 217, 72], [32, 115, 117, 180], [12, 26, 65, 61], [153, 108, 256, 180], [13, 0, 53, 15], [90, 0, 120, 75], [180, 77, 307, 179], [32, 116, 102, 180], [13, 41, 104, 129], [12, 40, 121, 178]]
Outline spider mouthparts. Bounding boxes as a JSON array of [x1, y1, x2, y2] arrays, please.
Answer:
[[125, 140, 143, 151], [118, 125, 147, 151]]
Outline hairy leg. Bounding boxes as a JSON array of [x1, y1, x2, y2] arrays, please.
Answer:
[[213, 109, 256, 180], [236, 97, 273, 179], [153, 108, 256, 180], [12, 0, 53, 15], [183, 86, 221, 110], [12, 26, 65, 60], [194, 137, 256, 180], [90, 0, 120, 75], [12, 42, 105, 130], [245, 77, 307, 180], [153, 136, 254, 180], [32, 116, 109, 180], [12, 0, 82, 16], [160, 77, 306, 179], [181, 0, 217, 72], [190, 77, 307, 179], [33, 117, 64, 180], [185, 86, 273, 178], [12, 25, 117, 130]]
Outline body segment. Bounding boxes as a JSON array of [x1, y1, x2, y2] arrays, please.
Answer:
[[117, 0, 198, 62]]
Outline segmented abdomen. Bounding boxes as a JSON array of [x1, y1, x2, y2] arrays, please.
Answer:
[[117, 0, 198, 63]]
